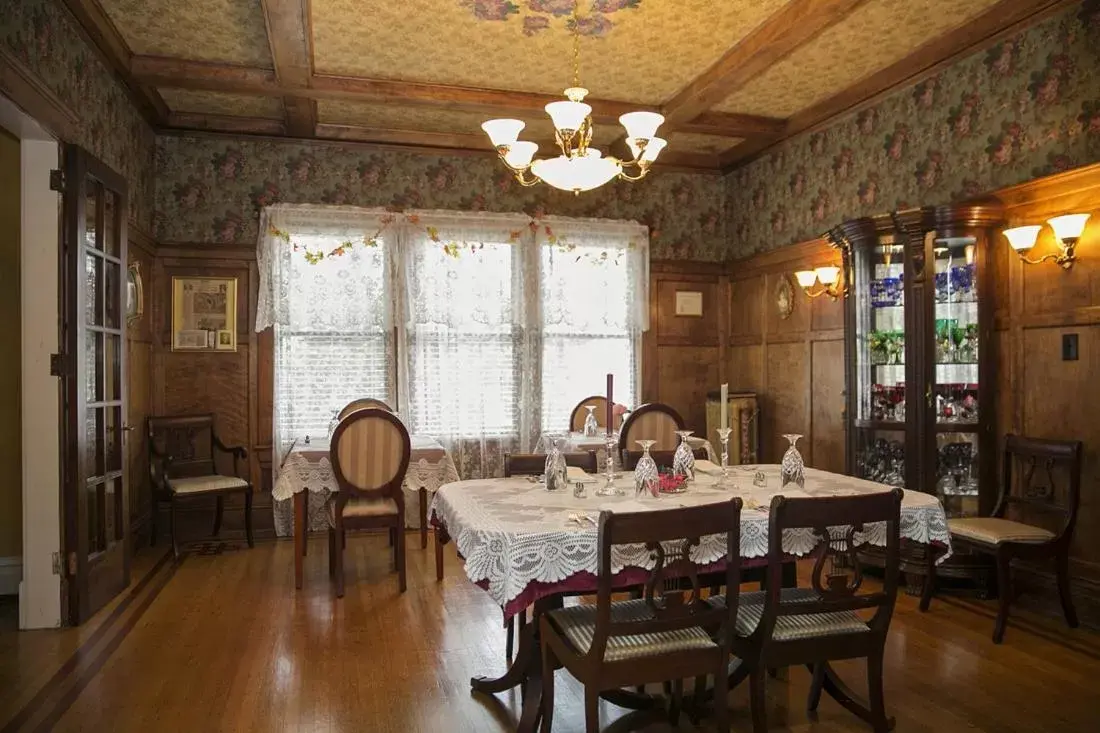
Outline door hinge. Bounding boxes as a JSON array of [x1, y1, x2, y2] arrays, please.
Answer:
[[68, 552, 78, 576], [51, 551, 62, 575], [49, 353, 66, 377], [49, 169, 65, 192]]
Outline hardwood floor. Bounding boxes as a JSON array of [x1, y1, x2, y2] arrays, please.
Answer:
[[2, 533, 1098, 732]]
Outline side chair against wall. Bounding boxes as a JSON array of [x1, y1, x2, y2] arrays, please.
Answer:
[[337, 397, 393, 420], [921, 435, 1083, 643], [328, 407, 411, 596], [148, 414, 254, 560], [618, 402, 685, 454], [540, 499, 743, 733], [713, 489, 903, 733]]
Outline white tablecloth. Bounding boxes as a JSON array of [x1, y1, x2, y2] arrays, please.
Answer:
[[272, 435, 460, 534], [430, 465, 951, 613]]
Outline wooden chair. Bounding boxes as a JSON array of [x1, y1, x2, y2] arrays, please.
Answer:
[[621, 447, 707, 471], [921, 435, 1083, 643], [540, 499, 743, 733], [618, 402, 685, 455], [147, 414, 254, 560], [504, 451, 599, 477], [719, 489, 903, 733], [328, 408, 411, 597], [568, 395, 620, 433], [337, 397, 393, 420]]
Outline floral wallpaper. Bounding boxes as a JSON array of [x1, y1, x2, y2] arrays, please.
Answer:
[[725, 1, 1100, 257], [1, 0, 156, 232], [154, 137, 728, 260]]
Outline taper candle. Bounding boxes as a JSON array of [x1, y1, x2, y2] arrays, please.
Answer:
[[720, 383, 729, 431], [606, 373, 614, 436]]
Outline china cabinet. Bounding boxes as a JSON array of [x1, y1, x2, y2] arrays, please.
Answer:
[[829, 203, 1003, 586]]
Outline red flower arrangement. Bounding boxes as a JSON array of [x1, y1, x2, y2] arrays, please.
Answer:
[[658, 471, 688, 494]]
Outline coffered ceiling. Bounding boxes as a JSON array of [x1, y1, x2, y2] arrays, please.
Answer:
[[68, 0, 1070, 171]]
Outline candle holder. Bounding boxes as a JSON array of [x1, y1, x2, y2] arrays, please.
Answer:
[[596, 433, 624, 496], [716, 427, 732, 489]]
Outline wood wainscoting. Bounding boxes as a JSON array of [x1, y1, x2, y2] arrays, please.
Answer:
[[727, 239, 847, 469]]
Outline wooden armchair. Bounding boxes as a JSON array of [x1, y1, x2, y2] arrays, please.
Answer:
[[540, 499, 743, 733], [329, 408, 411, 596], [922, 435, 1083, 643], [337, 397, 393, 420], [568, 395, 620, 433], [148, 414, 254, 559], [618, 402, 685, 454], [718, 489, 903, 733]]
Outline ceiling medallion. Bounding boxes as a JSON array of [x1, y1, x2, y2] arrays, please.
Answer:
[[480, 0, 666, 194]]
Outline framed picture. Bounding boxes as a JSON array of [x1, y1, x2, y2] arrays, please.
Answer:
[[674, 290, 704, 317], [171, 276, 238, 352], [775, 274, 794, 320]]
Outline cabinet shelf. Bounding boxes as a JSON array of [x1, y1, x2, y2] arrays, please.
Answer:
[[935, 421, 980, 433], [854, 419, 906, 430]]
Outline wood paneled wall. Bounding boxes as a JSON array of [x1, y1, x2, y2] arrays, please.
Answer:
[[125, 228, 156, 543], [727, 240, 847, 469]]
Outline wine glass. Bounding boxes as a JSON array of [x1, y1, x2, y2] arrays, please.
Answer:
[[582, 405, 599, 437], [672, 430, 696, 482], [634, 440, 659, 498]]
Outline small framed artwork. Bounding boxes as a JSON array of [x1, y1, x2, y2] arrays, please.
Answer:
[[674, 290, 704, 317], [775, 275, 794, 320], [126, 262, 144, 323], [171, 276, 238, 352]]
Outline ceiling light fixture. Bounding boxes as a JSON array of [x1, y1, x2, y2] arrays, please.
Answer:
[[481, 0, 665, 194]]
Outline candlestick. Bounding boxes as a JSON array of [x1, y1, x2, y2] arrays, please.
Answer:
[[605, 373, 614, 436], [716, 427, 732, 489], [596, 433, 624, 496], [720, 383, 729, 431]]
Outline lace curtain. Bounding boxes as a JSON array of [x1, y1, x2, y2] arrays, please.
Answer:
[[256, 204, 649, 480]]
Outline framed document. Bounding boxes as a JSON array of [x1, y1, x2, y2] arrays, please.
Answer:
[[171, 276, 238, 352], [674, 290, 704, 317]]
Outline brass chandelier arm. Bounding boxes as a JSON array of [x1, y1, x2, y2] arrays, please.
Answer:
[[617, 165, 652, 183]]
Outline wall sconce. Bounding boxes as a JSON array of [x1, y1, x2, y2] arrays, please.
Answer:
[[793, 265, 844, 299], [1003, 213, 1090, 270]]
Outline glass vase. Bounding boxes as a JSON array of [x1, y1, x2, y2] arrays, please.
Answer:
[[544, 436, 568, 492], [582, 405, 599, 437], [634, 440, 659, 498], [672, 430, 696, 482], [779, 433, 805, 489]]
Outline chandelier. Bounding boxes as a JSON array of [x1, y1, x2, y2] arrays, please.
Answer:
[[480, 1, 666, 194]]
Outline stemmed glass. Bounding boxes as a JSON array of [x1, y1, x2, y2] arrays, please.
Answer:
[[715, 427, 732, 489], [673, 430, 696, 482], [596, 433, 625, 497], [582, 405, 599, 437], [634, 440, 659, 498]]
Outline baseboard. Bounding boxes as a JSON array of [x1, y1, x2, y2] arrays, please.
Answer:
[[0, 556, 23, 596]]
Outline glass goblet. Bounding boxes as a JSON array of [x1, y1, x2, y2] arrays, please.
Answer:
[[634, 440, 659, 498]]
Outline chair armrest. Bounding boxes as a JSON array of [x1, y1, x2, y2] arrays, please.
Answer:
[[148, 443, 174, 493], [213, 435, 248, 477]]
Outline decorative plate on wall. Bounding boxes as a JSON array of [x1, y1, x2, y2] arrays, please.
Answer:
[[775, 274, 794, 320]]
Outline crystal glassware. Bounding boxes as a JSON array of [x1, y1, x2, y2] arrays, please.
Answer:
[[634, 440, 659, 498], [582, 405, 599, 438], [672, 430, 696, 482], [779, 433, 805, 489], [715, 427, 732, 489], [596, 433, 625, 497], [544, 436, 568, 492]]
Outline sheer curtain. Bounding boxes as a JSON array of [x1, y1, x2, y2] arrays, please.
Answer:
[[257, 205, 395, 471], [398, 211, 536, 478], [536, 217, 649, 432]]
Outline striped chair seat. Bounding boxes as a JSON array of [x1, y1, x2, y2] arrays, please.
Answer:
[[547, 599, 717, 663], [168, 475, 249, 494], [710, 587, 870, 642], [330, 497, 399, 521]]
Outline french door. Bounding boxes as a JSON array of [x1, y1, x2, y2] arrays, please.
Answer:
[[61, 145, 129, 624]]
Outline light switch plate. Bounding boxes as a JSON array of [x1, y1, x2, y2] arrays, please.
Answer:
[[1062, 333, 1079, 361]]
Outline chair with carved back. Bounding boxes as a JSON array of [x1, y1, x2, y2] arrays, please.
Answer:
[[328, 407, 411, 597], [337, 398, 393, 421], [921, 435, 1083, 643], [568, 396, 621, 433], [618, 402, 685, 457], [540, 499, 743, 733], [147, 414, 254, 559], [716, 489, 903, 733]]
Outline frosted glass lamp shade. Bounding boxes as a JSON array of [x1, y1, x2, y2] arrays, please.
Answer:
[[627, 136, 667, 163], [503, 141, 538, 169], [531, 150, 622, 193], [815, 266, 841, 285], [794, 270, 818, 288], [1048, 213, 1090, 241], [545, 101, 592, 132], [1002, 225, 1041, 252], [619, 111, 664, 140], [482, 119, 525, 147]]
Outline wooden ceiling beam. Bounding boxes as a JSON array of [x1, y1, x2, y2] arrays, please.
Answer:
[[722, 0, 1069, 169], [661, 0, 869, 126], [131, 56, 280, 92], [681, 111, 785, 139], [167, 112, 287, 136], [260, 0, 316, 136]]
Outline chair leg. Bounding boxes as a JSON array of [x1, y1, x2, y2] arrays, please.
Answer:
[[540, 643, 556, 733], [419, 487, 428, 549], [506, 617, 515, 660], [1056, 549, 1079, 629], [388, 527, 394, 547], [434, 526, 445, 582], [169, 498, 180, 561], [713, 666, 730, 733], [396, 525, 407, 594], [584, 688, 600, 733], [993, 550, 1012, 644], [334, 518, 345, 599], [748, 667, 767, 733], [150, 499, 158, 547], [868, 647, 890, 733], [669, 678, 683, 726], [919, 544, 936, 612], [212, 495, 224, 537], [244, 489, 254, 549], [807, 662, 825, 712], [328, 528, 336, 578]]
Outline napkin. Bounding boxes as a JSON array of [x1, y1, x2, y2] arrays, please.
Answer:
[[566, 466, 594, 481], [694, 459, 721, 475]]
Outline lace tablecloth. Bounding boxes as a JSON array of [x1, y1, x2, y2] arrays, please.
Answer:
[[430, 465, 951, 619], [273, 435, 460, 535]]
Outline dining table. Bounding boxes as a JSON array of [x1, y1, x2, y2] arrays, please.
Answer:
[[429, 464, 951, 733], [273, 434, 460, 589]]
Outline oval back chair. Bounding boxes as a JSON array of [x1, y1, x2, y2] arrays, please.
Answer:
[[568, 395, 615, 433], [338, 397, 393, 420], [329, 408, 411, 596], [618, 402, 685, 454]]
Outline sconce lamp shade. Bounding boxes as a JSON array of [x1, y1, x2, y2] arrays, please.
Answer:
[[816, 266, 841, 285], [794, 270, 818, 288], [482, 119, 525, 147], [1048, 213, 1090, 242], [1003, 225, 1041, 252]]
